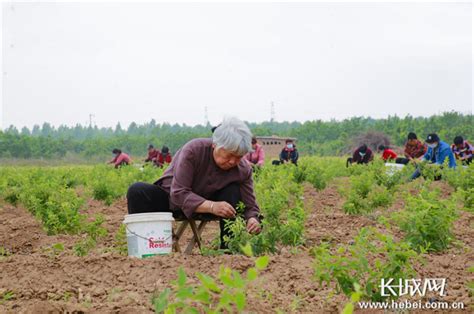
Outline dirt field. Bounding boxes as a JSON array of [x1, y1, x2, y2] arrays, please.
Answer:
[[0, 181, 472, 313]]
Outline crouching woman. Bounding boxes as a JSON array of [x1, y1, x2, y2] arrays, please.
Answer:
[[126, 117, 261, 249]]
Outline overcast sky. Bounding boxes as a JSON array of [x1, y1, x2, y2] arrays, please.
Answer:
[[1, 1, 472, 129]]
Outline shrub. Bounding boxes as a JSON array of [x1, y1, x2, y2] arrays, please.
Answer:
[[153, 245, 269, 313], [222, 165, 305, 255], [392, 188, 457, 252], [342, 171, 393, 215], [313, 227, 419, 302]]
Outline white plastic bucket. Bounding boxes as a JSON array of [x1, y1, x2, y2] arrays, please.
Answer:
[[123, 212, 174, 258], [385, 163, 404, 176]]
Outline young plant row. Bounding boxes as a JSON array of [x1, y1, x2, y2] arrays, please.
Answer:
[[0, 165, 163, 231], [223, 164, 306, 255], [293, 157, 349, 190], [313, 164, 471, 308], [0, 165, 163, 255], [0, 167, 88, 234], [153, 244, 269, 313], [342, 160, 415, 215], [313, 187, 459, 308], [442, 164, 474, 211], [313, 227, 419, 302]]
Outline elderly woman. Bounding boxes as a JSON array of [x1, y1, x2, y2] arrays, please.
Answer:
[[126, 117, 261, 249]]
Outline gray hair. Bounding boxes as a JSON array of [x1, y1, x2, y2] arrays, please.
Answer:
[[212, 117, 252, 156]]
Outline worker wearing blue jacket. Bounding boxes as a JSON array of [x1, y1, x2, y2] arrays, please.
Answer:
[[410, 133, 456, 180]]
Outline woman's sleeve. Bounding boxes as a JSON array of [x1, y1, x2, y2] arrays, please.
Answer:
[[109, 155, 117, 164], [169, 148, 206, 218], [423, 149, 431, 161], [243, 152, 251, 162], [440, 147, 456, 168], [352, 151, 358, 161], [404, 144, 410, 157], [421, 143, 427, 155], [467, 142, 474, 156], [257, 147, 265, 166], [115, 154, 125, 166]]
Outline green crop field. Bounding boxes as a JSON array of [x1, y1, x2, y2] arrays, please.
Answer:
[[0, 158, 472, 312]]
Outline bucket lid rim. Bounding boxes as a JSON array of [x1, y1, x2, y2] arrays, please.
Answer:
[[123, 212, 175, 223]]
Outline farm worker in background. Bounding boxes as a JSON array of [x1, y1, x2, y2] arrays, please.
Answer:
[[108, 149, 131, 168], [410, 133, 456, 180], [279, 139, 299, 165], [144, 144, 160, 164], [378, 145, 398, 162], [156, 145, 172, 167], [347, 144, 373, 166], [245, 137, 265, 168], [127, 117, 262, 249], [452, 136, 473, 165], [396, 132, 427, 165]]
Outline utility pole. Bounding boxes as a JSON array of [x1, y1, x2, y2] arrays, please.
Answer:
[[204, 106, 209, 125], [89, 114, 95, 128], [270, 101, 275, 123]]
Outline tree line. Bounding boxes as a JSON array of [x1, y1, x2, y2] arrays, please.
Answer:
[[0, 112, 471, 160]]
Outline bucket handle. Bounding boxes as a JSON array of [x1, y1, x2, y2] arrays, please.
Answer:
[[125, 225, 172, 243]]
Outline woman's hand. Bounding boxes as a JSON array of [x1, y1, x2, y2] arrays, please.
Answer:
[[211, 201, 236, 218], [246, 217, 261, 234]]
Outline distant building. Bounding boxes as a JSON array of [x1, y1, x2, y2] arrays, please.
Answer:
[[255, 136, 297, 159]]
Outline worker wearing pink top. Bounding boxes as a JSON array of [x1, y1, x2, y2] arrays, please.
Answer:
[[109, 148, 131, 168], [245, 137, 265, 167]]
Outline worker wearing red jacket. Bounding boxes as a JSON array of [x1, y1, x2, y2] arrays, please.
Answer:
[[108, 148, 131, 168], [379, 145, 398, 161], [347, 144, 373, 167], [145, 144, 160, 163], [157, 146, 172, 167]]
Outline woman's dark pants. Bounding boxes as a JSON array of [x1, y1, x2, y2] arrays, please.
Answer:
[[395, 157, 410, 165], [127, 182, 242, 249]]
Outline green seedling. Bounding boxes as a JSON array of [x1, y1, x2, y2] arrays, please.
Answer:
[[152, 244, 269, 313]]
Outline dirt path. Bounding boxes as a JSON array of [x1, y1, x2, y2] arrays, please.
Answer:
[[0, 181, 472, 313]]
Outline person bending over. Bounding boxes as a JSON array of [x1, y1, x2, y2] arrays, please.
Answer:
[[108, 149, 131, 169], [127, 117, 261, 249], [451, 136, 473, 165], [410, 133, 456, 180]]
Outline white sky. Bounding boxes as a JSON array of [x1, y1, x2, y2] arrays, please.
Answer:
[[1, 1, 472, 129]]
